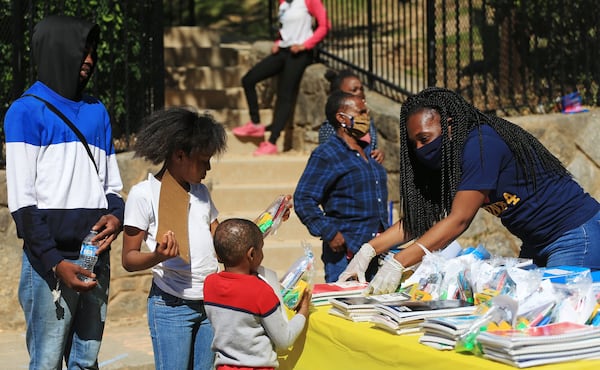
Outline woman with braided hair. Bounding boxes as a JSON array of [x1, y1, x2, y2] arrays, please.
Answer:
[[338, 87, 600, 294]]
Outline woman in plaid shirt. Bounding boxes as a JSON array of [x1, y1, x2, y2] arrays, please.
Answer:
[[294, 91, 388, 282]]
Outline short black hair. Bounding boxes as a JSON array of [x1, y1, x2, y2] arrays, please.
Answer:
[[213, 218, 263, 266]]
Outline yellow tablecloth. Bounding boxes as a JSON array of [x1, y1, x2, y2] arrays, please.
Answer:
[[278, 305, 600, 370]]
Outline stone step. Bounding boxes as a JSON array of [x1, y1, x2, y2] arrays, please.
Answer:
[[208, 153, 308, 186], [165, 87, 246, 110], [261, 238, 325, 284], [203, 108, 273, 131], [217, 209, 313, 241], [163, 26, 220, 48], [209, 183, 299, 214], [221, 130, 303, 155], [164, 46, 249, 68], [166, 65, 247, 91]]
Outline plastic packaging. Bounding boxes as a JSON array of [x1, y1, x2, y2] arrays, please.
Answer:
[[254, 195, 292, 238], [280, 242, 314, 309], [457, 244, 490, 260], [454, 295, 518, 354], [76, 230, 98, 282]]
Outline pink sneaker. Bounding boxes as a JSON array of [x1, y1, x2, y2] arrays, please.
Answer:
[[232, 121, 265, 138], [253, 141, 278, 156]]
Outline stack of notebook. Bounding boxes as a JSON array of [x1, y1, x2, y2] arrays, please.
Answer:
[[370, 300, 477, 335], [419, 315, 481, 350], [328, 292, 410, 322], [311, 281, 368, 306], [478, 322, 600, 368]]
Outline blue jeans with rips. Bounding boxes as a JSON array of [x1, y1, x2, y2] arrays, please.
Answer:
[[532, 210, 600, 270], [147, 282, 215, 370], [18, 251, 109, 370]]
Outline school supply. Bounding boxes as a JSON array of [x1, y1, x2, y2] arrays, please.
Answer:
[[311, 281, 368, 306], [254, 195, 291, 238], [370, 300, 476, 335], [419, 315, 481, 350], [478, 322, 600, 368], [328, 292, 411, 322], [280, 243, 314, 310]]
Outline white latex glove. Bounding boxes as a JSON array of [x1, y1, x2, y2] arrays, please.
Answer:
[[365, 254, 404, 295], [337, 243, 376, 283]]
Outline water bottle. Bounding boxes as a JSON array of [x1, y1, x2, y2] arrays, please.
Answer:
[[77, 230, 98, 282]]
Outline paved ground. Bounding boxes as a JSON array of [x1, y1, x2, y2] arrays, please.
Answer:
[[0, 318, 155, 369]]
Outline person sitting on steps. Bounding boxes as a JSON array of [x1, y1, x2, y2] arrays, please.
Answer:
[[232, 0, 330, 156]]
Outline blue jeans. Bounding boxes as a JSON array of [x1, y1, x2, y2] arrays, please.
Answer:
[[18, 251, 109, 370], [322, 242, 380, 283], [147, 282, 215, 370], [532, 210, 600, 270]]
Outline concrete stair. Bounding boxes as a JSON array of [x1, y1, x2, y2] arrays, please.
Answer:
[[201, 108, 273, 131], [164, 27, 324, 282], [205, 132, 324, 282], [164, 27, 255, 128], [165, 88, 247, 110]]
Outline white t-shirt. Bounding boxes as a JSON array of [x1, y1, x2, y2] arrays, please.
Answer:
[[278, 0, 313, 48], [124, 174, 219, 300]]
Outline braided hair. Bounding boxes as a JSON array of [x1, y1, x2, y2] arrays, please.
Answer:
[[399, 87, 569, 238]]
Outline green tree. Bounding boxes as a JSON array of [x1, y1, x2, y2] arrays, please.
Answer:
[[0, 0, 161, 149]]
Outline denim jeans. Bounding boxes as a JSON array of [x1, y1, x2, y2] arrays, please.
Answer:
[[18, 251, 109, 370], [147, 282, 215, 370], [532, 210, 600, 270]]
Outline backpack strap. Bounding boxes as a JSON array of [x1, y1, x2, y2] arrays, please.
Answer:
[[23, 94, 99, 174]]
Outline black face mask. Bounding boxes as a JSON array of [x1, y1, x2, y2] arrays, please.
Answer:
[[415, 136, 442, 170]]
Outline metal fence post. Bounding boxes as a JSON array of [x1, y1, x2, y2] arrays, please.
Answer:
[[426, 0, 436, 88], [367, 0, 374, 89]]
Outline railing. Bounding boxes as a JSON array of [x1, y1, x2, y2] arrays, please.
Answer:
[[303, 0, 600, 114], [318, 0, 429, 104], [3, 0, 599, 160]]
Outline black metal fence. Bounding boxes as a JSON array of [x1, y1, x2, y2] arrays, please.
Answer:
[[1, 0, 164, 154], [316, 0, 600, 115], [3, 0, 599, 158], [164, 0, 600, 114]]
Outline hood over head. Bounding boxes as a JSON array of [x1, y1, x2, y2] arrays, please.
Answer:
[[32, 15, 100, 101]]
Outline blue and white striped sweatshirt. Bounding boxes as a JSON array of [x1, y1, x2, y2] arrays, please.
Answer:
[[4, 81, 124, 274]]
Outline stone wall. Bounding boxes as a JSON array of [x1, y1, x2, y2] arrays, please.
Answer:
[[1, 42, 600, 330]]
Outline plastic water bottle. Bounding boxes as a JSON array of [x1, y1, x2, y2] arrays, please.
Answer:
[[77, 230, 98, 282]]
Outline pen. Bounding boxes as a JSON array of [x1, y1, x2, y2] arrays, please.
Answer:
[[530, 303, 554, 327], [537, 315, 552, 326]]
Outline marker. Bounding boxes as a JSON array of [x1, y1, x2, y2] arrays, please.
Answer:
[[530, 303, 554, 327]]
